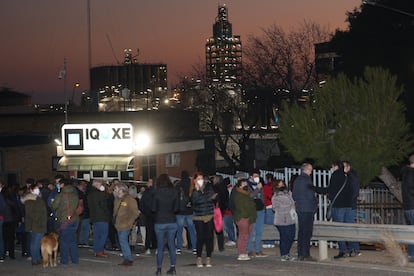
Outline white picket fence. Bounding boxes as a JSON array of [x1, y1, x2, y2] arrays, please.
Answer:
[[217, 168, 404, 225]]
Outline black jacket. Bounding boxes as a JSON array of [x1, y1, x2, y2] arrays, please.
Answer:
[[327, 169, 353, 208], [402, 166, 414, 210], [151, 186, 178, 224], [191, 182, 215, 217], [87, 188, 112, 223]]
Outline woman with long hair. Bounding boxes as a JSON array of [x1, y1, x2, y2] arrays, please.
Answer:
[[152, 174, 179, 275], [190, 172, 216, 268]]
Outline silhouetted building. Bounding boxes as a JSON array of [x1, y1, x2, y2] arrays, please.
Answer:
[[205, 4, 242, 88], [85, 51, 168, 112]]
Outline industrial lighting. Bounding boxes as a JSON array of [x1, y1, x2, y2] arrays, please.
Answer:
[[54, 139, 62, 146]]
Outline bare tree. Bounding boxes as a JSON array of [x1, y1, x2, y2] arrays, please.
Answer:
[[243, 20, 331, 92]]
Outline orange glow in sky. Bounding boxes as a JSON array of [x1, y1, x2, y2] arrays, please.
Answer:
[[0, 0, 361, 103]]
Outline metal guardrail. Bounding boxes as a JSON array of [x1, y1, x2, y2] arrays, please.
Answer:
[[262, 222, 414, 260]]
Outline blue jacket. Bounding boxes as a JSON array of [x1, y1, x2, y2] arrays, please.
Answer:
[[292, 173, 318, 213]]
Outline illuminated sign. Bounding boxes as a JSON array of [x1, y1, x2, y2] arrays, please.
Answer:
[[62, 123, 133, 155]]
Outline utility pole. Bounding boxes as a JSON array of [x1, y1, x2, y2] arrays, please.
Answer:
[[58, 58, 68, 123]]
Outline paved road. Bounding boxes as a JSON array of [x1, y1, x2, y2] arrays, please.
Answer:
[[1, 244, 414, 276]]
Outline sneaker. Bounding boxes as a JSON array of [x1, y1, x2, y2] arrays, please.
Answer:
[[225, 241, 236, 246], [348, 250, 361, 257], [192, 249, 197, 255], [255, 251, 268, 258], [0, 257, 4, 263], [237, 254, 251, 261], [281, 254, 295, 261], [145, 249, 151, 255], [176, 249, 181, 255], [262, 244, 270, 249], [206, 257, 212, 267], [196, 257, 203, 268], [333, 252, 347, 259]]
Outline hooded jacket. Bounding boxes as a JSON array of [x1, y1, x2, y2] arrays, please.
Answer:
[[22, 193, 47, 233]]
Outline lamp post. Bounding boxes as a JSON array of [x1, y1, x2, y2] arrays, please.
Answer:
[[71, 82, 80, 106]]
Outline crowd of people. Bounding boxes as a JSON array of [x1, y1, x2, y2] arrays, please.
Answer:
[[3, 158, 399, 273]]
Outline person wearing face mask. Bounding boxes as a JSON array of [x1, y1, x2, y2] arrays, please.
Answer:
[[87, 179, 112, 258], [246, 169, 267, 258], [233, 178, 257, 261], [47, 174, 65, 231], [190, 172, 216, 268], [21, 183, 47, 265]]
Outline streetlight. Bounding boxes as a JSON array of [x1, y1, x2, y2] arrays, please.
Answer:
[[71, 83, 80, 105], [134, 131, 152, 180]]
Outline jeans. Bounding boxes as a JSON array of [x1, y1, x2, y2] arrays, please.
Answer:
[[223, 214, 236, 242], [405, 209, 414, 257], [276, 224, 295, 256], [154, 223, 177, 269], [194, 219, 214, 258], [118, 229, 132, 261], [0, 220, 4, 257], [332, 207, 359, 253], [29, 232, 44, 263], [297, 211, 314, 257], [247, 209, 265, 253], [59, 220, 79, 264], [92, 221, 108, 253], [78, 218, 90, 245], [236, 218, 252, 255], [176, 214, 196, 250], [264, 208, 275, 225]]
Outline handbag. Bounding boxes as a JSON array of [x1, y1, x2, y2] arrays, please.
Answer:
[[213, 203, 223, 233], [326, 175, 348, 220]]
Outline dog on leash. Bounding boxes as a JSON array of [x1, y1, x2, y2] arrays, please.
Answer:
[[41, 232, 59, 268]]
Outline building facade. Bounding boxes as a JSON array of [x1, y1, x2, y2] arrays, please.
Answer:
[[205, 4, 242, 89]]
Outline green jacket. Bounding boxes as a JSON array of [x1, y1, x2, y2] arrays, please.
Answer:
[[22, 193, 47, 233], [51, 185, 80, 223], [233, 187, 257, 224]]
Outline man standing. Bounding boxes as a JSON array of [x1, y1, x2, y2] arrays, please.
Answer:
[[87, 179, 112, 257], [113, 183, 139, 266], [328, 161, 353, 259], [343, 160, 361, 257], [401, 154, 414, 262], [292, 163, 323, 261], [247, 169, 267, 257]]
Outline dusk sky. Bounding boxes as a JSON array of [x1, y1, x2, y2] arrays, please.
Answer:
[[0, 0, 361, 104]]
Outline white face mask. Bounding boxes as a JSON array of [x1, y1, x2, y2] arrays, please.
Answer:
[[98, 185, 105, 192], [253, 177, 260, 184], [197, 179, 204, 187], [32, 188, 40, 196]]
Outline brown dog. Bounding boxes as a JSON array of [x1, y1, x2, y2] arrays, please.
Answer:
[[41, 232, 59, 268]]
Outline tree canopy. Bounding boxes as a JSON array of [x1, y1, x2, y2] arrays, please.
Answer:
[[279, 67, 413, 186], [331, 0, 414, 124]]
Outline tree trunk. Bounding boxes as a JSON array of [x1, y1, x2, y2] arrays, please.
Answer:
[[378, 166, 402, 204]]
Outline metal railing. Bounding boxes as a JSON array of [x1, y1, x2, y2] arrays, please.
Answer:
[[218, 168, 404, 225]]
